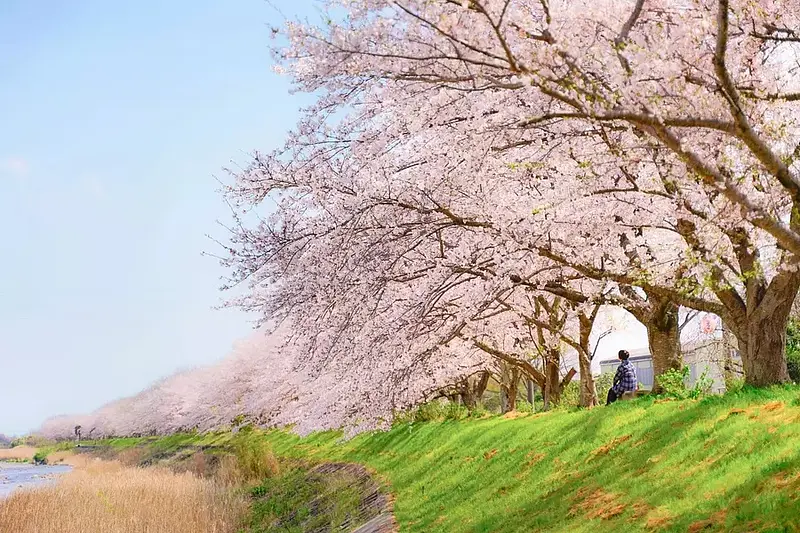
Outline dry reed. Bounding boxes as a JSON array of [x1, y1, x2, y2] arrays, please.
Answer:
[[0, 446, 36, 462], [0, 459, 249, 533]]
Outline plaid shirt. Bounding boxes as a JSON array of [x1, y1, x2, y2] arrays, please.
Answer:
[[612, 360, 637, 395]]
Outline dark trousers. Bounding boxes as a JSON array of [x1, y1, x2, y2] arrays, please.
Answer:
[[606, 388, 619, 406]]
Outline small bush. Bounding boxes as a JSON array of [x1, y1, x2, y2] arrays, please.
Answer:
[[230, 435, 280, 482], [444, 403, 469, 421], [32, 451, 47, 465], [787, 318, 800, 383], [468, 403, 490, 418], [559, 382, 580, 408], [788, 355, 800, 383], [391, 409, 415, 427], [516, 400, 534, 413], [725, 376, 746, 394], [594, 373, 615, 398], [689, 369, 714, 399], [658, 366, 713, 400], [658, 366, 690, 399], [482, 392, 502, 413], [249, 484, 269, 498], [414, 401, 447, 422]]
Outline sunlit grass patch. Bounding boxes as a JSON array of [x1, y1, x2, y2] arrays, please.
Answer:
[[253, 385, 800, 532]]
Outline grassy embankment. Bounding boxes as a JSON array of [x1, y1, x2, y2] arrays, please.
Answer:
[[14, 385, 800, 532], [90, 433, 389, 532], [86, 385, 800, 532]]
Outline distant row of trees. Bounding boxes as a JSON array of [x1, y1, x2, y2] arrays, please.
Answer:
[[38, 326, 479, 439]]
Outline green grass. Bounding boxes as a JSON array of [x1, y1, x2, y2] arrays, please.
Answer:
[[72, 386, 800, 532], [96, 432, 232, 451], [33, 440, 79, 463], [251, 386, 800, 532], [243, 462, 366, 533]]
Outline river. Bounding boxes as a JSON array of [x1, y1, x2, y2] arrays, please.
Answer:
[[0, 463, 72, 499]]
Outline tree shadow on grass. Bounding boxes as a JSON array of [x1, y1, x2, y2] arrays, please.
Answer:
[[472, 393, 800, 532], [270, 388, 800, 532]]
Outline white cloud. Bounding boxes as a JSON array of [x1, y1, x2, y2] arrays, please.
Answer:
[[0, 157, 30, 179]]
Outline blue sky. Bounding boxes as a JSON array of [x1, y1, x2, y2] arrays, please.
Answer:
[[0, 0, 315, 435]]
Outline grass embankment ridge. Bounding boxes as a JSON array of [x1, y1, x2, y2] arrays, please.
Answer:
[[257, 389, 800, 532], [41, 386, 800, 532], [14, 432, 388, 533], [123, 387, 800, 532]]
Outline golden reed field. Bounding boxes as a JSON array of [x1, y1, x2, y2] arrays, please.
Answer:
[[0, 446, 36, 462], [0, 456, 248, 533]]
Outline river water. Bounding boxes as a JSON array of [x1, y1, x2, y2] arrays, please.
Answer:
[[0, 463, 72, 499]]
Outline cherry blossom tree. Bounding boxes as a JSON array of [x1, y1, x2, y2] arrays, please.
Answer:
[[221, 85, 694, 407], [222, 122, 622, 410], [43, 1, 800, 443], [256, 0, 800, 386]]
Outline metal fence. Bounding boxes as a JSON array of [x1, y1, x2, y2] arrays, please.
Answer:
[[599, 356, 654, 390], [599, 356, 721, 392]]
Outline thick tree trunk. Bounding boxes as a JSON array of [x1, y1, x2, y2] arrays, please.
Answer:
[[459, 386, 475, 408], [499, 365, 521, 413], [734, 264, 800, 386], [473, 371, 490, 405], [526, 379, 534, 405], [738, 311, 792, 386], [459, 372, 490, 409], [542, 351, 561, 411], [505, 378, 519, 412], [646, 301, 682, 393], [577, 351, 598, 407]]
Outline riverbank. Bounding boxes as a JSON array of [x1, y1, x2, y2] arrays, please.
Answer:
[[1, 432, 394, 532], [65, 385, 800, 532], [18, 385, 800, 531]]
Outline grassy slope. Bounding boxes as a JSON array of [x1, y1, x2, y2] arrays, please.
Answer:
[[86, 433, 383, 532], [261, 387, 800, 533], [90, 386, 800, 532]]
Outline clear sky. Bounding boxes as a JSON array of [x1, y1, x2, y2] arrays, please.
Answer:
[[0, 0, 315, 435]]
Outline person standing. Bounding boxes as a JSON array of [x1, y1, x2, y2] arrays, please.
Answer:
[[606, 350, 637, 405]]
